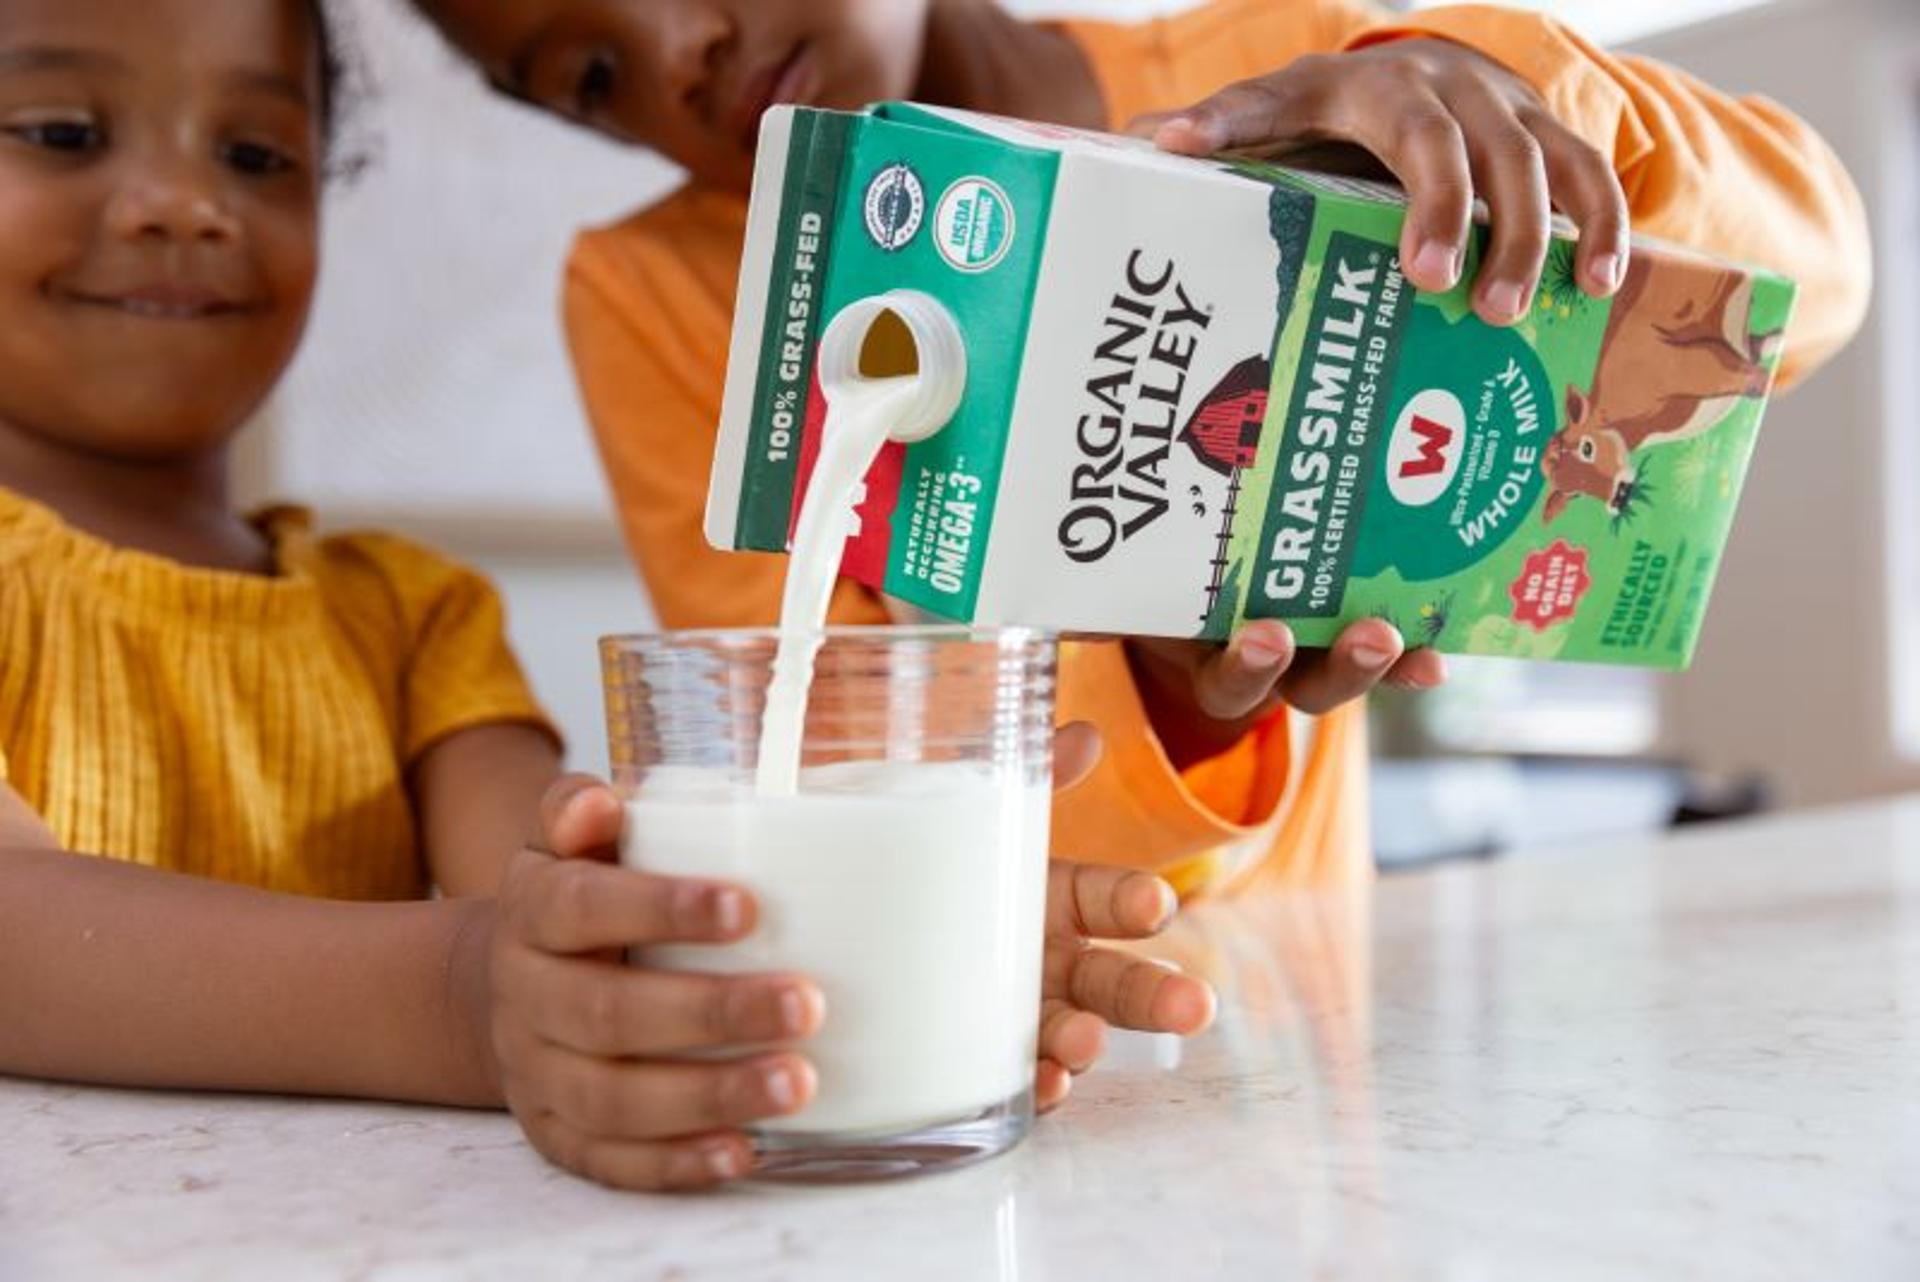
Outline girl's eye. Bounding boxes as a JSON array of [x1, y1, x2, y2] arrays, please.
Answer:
[[6, 119, 105, 155], [575, 50, 618, 117], [223, 140, 296, 177]]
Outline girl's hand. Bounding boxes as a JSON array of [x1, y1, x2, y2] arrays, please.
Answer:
[[1135, 38, 1630, 326], [1033, 860, 1217, 1111], [478, 776, 824, 1192], [1126, 619, 1445, 770]]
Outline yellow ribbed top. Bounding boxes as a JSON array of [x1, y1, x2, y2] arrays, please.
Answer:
[[0, 487, 553, 900]]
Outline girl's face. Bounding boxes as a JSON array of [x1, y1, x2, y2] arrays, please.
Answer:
[[421, 0, 934, 191], [0, 0, 323, 462]]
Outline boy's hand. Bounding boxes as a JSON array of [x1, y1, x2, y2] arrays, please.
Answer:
[[478, 777, 824, 1192], [1127, 619, 1445, 771], [1135, 38, 1629, 326]]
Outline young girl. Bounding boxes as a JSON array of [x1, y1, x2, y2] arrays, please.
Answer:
[[413, 0, 1872, 896], [0, 0, 1213, 1193]]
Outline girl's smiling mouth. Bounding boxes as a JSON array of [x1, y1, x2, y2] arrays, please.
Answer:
[[49, 280, 263, 321]]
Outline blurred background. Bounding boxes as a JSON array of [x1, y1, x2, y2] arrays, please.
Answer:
[[240, 0, 1920, 867]]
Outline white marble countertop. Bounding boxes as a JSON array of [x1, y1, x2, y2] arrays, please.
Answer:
[[7, 798, 1920, 1281]]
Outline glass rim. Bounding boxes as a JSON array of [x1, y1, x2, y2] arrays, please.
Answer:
[[600, 623, 1057, 650]]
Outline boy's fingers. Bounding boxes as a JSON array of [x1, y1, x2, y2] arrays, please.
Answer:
[[1046, 861, 1178, 939], [510, 856, 755, 954], [1440, 77, 1551, 325], [1062, 948, 1217, 1035], [537, 774, 625, 859], [531, 1116, 754, 1191], [1145, 69, 1321, 155], [1528, 112, 1631, 295], [1191, 622, 1295, 721], [1385, 647, 1450, 692], [1278, 619, 1405, 715], [513, 954, 823, 1057], [535, 1047, 815, 1140], [1357, 85, 1475, 294], [1039, 998, 1108, 1074]]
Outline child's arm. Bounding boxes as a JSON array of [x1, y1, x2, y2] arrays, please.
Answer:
[[410, 722, 567, 897], [0, 788, 500, 1105]]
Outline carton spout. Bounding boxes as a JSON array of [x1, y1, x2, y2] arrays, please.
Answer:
[[817, 291, 967, 444]]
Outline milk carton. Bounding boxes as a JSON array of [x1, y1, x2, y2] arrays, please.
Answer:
[[706, 103, 1798, 668]]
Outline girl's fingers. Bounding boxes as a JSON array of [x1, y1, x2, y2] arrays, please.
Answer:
[[1526, 111, 1631, 295], [530, 1114, 755, 1192], [537, 774, 626, 859], [509, 952, 823, 1057], [1277, 619, 1405, 715], [1053, 721, 1104, 792], [528, 1045, 816, 1141], [1051, 944, 1216, 1035], [1035, 1059, 1074, 1113], [1045, 861, 1178, 940], [1437, 74, 1552, 325], [505, 852, 755, 954], [1039, 998, 1108, 1074]]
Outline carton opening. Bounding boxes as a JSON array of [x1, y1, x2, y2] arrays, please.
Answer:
[[859, 308, 921, 380]]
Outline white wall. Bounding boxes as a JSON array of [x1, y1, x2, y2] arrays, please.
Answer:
[[1632, 0, 1920, 805]]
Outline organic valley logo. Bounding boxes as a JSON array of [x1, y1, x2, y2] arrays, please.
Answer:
[[1058, 251, 1223, 564]]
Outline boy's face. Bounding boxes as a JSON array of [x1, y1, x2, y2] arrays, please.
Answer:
[[421, 0, 933, 191], [0, 0, 322, 462]]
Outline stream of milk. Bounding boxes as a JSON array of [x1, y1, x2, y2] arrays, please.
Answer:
[[622, 298, 1048, 1137]]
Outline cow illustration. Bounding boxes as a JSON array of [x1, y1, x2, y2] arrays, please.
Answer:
[[1542, 255, 1783, 524]]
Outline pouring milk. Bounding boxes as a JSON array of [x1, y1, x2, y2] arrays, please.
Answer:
[[621, 294, 1052, 1142]]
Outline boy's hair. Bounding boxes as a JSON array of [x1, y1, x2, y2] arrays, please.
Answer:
[[307, 0, 374, 179], [309, 0, 342, 136]]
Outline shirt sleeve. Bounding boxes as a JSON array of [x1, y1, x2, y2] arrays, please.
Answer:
[[342, 535, 559, 765], [1347, 6, 1871, 391], [563, 209, 890, 631]]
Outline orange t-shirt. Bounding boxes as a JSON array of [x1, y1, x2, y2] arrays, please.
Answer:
[[561, 0, 1869, 895]]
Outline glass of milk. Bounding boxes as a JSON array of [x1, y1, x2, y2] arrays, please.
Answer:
[[602, 625, 1055, 1181]]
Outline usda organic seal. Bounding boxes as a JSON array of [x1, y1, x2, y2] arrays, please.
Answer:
[[863, 163, 925, 253], [934, 177, 1015, 273]]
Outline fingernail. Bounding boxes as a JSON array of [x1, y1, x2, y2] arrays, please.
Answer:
[[1589, 252, 1623, 292], [1352, 644, 1399, 672], [702, 1142, 744, 1180], [1483, 281, 1527, 321], [1149, 879, 1178, 929], [1413, 239, 1459, 288], [712, 889, 746, 934], [1240, 637, 1289, 670], [763, 1064, 800, 1112], [777, 987, 813, 1036]]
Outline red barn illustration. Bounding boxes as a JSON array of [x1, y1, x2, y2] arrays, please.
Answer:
[[1181, 355, 1272, 623], [1182, 355, 1271, 476]]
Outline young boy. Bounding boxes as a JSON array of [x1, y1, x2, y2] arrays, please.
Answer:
[[412, 0, 1866, 898], [414, 0, 1871, 894]]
